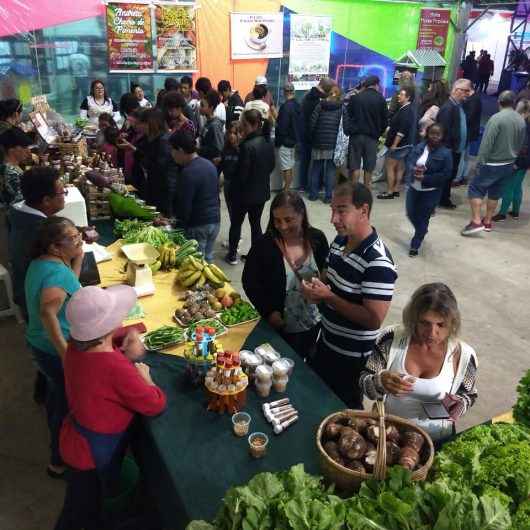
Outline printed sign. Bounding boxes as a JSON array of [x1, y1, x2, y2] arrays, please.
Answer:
[[417, 8, 451, 55], [230, 12, 284, 60], [155, 4, 197, 72], [106, 3, 154, 73]]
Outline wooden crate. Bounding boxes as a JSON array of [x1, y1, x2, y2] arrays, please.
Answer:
[[53, 138, 88, 158]]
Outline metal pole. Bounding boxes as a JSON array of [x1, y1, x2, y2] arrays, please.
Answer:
[[449, 1, 472, 84]]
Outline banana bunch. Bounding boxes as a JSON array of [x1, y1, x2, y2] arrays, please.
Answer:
[[176, 256, 230, 289], [159, 244, 179, 270]]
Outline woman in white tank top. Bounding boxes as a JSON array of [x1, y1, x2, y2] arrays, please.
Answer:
[[360, 283, 478, 443]]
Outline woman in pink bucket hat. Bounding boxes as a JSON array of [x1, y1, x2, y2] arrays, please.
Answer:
[[54, 284, 166, 530]]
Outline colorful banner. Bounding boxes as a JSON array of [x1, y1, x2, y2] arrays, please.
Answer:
[[230, 12, 284, 60], [288, 14, 332, 90], [417, 8, 451, 55], [155, 4, 198, 73], [106, 3, 154, 73]]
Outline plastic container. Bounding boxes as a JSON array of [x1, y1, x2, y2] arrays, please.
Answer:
[[255, 344, 280, 365], [256, 364, 273, 382], [256, 380, 272, 397], [272, 359, 289, 377], [242, 351, 263, 381], [281, 357, 295, 376], [273, 375, 289, 393], [248, 432, 269, 458], [232, 412, 251, 437]]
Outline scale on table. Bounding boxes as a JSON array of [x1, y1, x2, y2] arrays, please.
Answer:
[[121, 243, 159, 297]]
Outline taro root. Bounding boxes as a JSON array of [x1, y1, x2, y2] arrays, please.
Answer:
[[343, 434, 367, 460], [345, 460, 366, 473], [365, 418, 378, 426], [324, 422, 343, 440], [338, 426, 356, 439], [402, 431, 425, 453], [330, 453, 346, 467], [339, 430, 365, 456], [323, 441, 340, 457], [386, 442, 401, 465], [386, 424, 401, 444], [335, 414, 351, 426], [399, 446, 420, 470], [366, 424, 381, 443], [351, 417, 368, 434], [363, 445, 378, 472]]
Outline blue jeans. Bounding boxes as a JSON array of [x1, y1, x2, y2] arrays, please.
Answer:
[[186, 222, 220, 263], [406, 187, 442, 250], [309, 159, 336, 201], [31, 346, 67, 466], [299, 141, 312, 190]]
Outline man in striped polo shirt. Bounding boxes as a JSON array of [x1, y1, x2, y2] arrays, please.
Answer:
[[302, 182, 397, 408]]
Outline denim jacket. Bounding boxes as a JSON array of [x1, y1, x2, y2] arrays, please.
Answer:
[[406, 142, 453, 189]]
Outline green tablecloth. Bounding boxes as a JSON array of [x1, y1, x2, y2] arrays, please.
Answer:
[[135, 319, 345, 529]]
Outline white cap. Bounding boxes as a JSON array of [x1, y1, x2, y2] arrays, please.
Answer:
[[255, 75, 267, 85]]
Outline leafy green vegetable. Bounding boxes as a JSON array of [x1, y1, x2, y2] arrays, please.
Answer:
[[513, 369, 530, 428], [511, 499, 530, 530], [220, 301, 259, 326], [433, 423, 530, 512]]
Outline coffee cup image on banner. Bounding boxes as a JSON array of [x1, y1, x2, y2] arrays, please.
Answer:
[[246, 23, 270, 50]]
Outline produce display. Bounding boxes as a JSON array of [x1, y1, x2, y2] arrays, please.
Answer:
[[161, 243, 203, 271], [187, 319, 227, 337], [220, 300, 259, 327], [175, 287, 221, 326], [175, 255, 230, 288], [321, 413, 427, 474], [186, 463, 514, 530], [143, 325, 186, 351], [513, 368, 530, 428]]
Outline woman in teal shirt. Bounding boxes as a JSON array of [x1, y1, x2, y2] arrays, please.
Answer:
[[25, 217, 83, 478]]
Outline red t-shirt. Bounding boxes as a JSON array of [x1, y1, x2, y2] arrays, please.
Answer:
[[59, 345, 166, 470]]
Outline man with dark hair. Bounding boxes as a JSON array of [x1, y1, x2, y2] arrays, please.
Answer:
[[195, 77, 225, 125], [8, 167, 67, 311], [162, 91, 195, 135], [218, 79, 244, 125], [346, 75, 388, 189], [180, 75, 199, 102], [169, 130, 220, 262], [301, 181, 397, 408], [164, 77, 180, 92], [199, 90, 225, 163], [462, 90, 526, 235], [275, 82, 302, 190]]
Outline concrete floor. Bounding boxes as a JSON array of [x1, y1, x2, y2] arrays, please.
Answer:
[[1, 179, 530, 529]]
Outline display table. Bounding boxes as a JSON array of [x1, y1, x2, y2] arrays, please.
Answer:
[[58, 185, 88, 227], [133, 320, 345, 530], [96, 240, 258, 353]]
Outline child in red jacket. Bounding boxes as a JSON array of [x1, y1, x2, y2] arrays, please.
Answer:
[[54, 285, 166, 530]]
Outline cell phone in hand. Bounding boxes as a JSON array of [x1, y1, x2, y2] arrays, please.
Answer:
[[422, 401, 451, 420]]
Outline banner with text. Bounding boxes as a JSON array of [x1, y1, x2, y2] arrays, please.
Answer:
[[155, 4, 197, 72], [230, 12, 284, 60], [417, 8, 451, 55], [106, 2, 154, 73], [288, 14, 332, 90]]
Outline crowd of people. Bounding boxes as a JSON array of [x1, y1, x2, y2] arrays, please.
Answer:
[[2, 65, 530, 529]]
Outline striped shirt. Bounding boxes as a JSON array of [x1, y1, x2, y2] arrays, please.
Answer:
[[320, 229, 397, 358]]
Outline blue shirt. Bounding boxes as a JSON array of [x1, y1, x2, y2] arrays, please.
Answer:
[[458, 105, 467, 153], [320, 229, 397, 358], [25, 259, 81, 355]]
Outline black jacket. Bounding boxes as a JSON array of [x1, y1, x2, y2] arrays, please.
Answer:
[[406, 142, 453, 188], [515, 122, 530, 170], [310, 100, 342, 150], [231, 131, 275, 205], [226, 92, 244, 126], [7, 205, 45, 310], [346, 87, 388, 139], [176, 156, 220, 227], [385, 102, 414, 148], [199, 117, 224, 162], [242, 228, 329, 319], [301, 87, 327, 142], [463, 93, 482, 143], [436, 98, 465, 152], [275, 98, 302, 148]]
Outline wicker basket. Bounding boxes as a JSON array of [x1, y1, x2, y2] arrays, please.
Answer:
[[53, 138, 88, 158], [316, 402, 434, 493]]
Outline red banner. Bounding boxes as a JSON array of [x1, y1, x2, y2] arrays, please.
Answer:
[[417, 8, 451, 55]]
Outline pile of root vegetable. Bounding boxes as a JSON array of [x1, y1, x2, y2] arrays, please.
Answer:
[[322, 413, 427, 474]]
